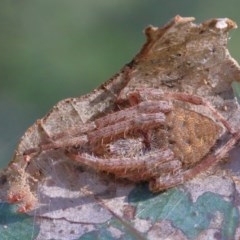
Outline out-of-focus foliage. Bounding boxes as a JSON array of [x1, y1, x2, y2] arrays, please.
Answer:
[[1, 0, 240, 167]]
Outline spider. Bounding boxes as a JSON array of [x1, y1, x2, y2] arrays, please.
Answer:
[[66, 89, 239, 191], [7, 88, 240, 212]]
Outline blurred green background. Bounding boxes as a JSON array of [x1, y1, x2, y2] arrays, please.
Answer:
[[1, 0, 240, 168]]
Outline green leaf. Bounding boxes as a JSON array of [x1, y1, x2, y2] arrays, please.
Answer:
[[128, 184, 239, 239], [80, 219, 141, 240], [0, 203, 39, 240]]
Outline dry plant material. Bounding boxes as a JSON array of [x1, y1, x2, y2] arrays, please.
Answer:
[[4, 16, 240, 212]]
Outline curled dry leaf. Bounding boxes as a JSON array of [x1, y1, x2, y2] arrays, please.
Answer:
[[1, 15, 240, 213]]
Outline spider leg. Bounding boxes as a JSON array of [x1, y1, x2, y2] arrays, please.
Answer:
[[95, 100, 172, 128], [89, 112, 166, 144], [66, 148, 179, 180], [67, 149, 174, 171], [89, 100, 172, 145], [130, 88, 235, 134]]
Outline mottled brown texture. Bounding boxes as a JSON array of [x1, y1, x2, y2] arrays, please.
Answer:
[[3, 15, 240, 212], [158, 107, 221, 166]]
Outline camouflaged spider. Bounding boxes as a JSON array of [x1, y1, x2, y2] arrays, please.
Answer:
[[8, 87, 240, 213], [66, 89, 239, 192]]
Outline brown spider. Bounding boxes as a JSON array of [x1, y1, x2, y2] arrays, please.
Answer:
[[5, 15, 240, 213], [7, 89, 240, 212], [66, 90, 239, 190]]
